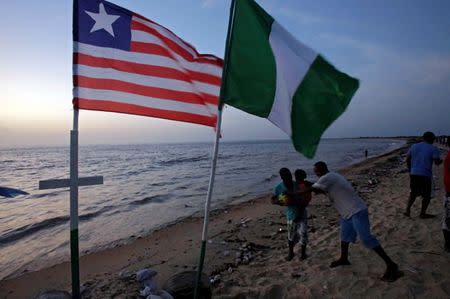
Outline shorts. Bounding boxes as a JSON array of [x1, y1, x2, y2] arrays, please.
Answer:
[[287, 208, 308, 245], [340, 209, 379, 249], [410, 175, 432, 198]]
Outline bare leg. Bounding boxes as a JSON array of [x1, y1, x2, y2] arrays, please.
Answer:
[[373, 245, 403, 282], [404, 192, 417, 217], [419, 197, 435, 218], [330, 241, 351, 267], [444, 230, 450, 252], [285, 241, 295, 261]]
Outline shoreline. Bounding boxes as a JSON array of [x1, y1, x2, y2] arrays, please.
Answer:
[[0, 142, 408, 295], [3, 140, 449, 298], [0, 139, 405, 282]]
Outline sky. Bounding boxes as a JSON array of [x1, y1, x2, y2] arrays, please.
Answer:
[[1, 0, 449, 147]]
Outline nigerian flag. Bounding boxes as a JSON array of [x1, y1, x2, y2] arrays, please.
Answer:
[[220, 0, 359, 158]]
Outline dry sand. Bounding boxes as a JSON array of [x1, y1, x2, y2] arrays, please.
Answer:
[[1, 144, 449, 298]]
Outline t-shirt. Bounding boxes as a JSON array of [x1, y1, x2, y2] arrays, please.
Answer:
[[408, 142, 440, 178], [312, 172, 367, 219], [273, 182, 299, 221], [297, 181, 312, 206], [444, 151, 450, 194]]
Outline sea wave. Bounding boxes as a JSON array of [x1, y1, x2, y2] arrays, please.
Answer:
[[158, 155, 209, 166], [129, 194, 168, 206], [0, 206, 114, 246], [0, 216, 69, 245]]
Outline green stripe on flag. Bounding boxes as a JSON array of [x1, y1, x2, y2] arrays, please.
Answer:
[[291, 55, 359, 158], [220, 0, 276, 117]]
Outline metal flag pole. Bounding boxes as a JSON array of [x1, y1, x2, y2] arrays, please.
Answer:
[[194, 0, 236, 297], [70, 108, 80, 299]]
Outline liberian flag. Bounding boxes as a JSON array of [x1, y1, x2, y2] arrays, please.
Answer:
[[73, 0, 223, 127], [220, 0, 359, 158]]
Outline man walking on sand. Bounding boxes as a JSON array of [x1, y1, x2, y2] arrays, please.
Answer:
[[404, 131, 442, 218], [308, 161, 402, 282]]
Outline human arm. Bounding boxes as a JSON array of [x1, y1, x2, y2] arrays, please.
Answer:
[[406, 149, 411, 172], [271, 184, 290, 206], [289, 179, 327, 197], [433, 147, 442, 165], [271, 184, 282, 205], [287, 186, 323, 196]]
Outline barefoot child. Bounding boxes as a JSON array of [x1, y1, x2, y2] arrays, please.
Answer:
[[271, 168, 301, 261], [294, 169, 313, 260]]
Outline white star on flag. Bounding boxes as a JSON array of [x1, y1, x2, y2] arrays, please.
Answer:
[[85, 3, 120, 37]]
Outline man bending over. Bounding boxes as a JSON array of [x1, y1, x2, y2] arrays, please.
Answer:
[[309, 161, 402, 282]]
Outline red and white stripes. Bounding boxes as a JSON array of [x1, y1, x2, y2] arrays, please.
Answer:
[[73, 14, 223, 127]]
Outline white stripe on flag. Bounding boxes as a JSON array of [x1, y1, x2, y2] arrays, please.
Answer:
[[74, 64, 220, 96], [132, 17, 219, 62], [74, 87, 216, 117], [268, 21, 317, 136], [74, 42, 222, 78]]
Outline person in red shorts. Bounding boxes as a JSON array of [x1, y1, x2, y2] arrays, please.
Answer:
[[443, 137, 450, 252]]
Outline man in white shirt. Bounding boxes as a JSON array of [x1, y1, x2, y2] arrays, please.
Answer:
[[310, 161, 402, 282]]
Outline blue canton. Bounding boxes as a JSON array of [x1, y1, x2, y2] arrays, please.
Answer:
[[74, 0, 132, 50]]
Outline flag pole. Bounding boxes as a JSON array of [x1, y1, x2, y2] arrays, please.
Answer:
[[193, 105, 223, 298], [70, 108, 80, 299], [71, 2, 80, 296], [194, 0, 236, 298]]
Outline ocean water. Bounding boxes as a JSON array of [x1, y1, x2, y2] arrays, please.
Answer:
[[0, 138, 404, 279]]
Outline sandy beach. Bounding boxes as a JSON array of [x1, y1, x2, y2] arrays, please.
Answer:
[[1, 143, 449, 298]]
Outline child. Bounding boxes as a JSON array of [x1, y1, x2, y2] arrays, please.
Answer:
[[294, 169, 313, 260], [271, 168, 302, 261]]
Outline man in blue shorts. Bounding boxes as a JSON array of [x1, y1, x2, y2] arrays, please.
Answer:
[[310, 161, 402, 282], [405, 131, 442, 218]]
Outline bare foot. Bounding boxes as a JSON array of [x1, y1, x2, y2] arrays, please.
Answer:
[[419, 213, 436, 219], [381, 264, 404, 282], [285, 252, 294, 261], [329, 259, 350, 268]]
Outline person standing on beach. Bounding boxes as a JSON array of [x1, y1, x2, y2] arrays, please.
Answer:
[[294, 169, 312, 260], [443, 138, 450, 252], [308, 161, 402, 282], [271, 168, 304, 261], [404, 131, 442, 218]]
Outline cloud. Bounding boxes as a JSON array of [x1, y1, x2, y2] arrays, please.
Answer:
[[319, 33, 450, 89], [201, 0, 221, 8], [277, 7, 327, 25], [314, 33, 450, 137]]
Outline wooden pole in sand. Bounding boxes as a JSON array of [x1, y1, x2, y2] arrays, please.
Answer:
[[38, 108, 103, 298], [194, 0, 236, 297], [70, 108, 80, 299]]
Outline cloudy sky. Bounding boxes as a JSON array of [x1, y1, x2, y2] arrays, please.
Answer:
[[1, 0, 449, 147]]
